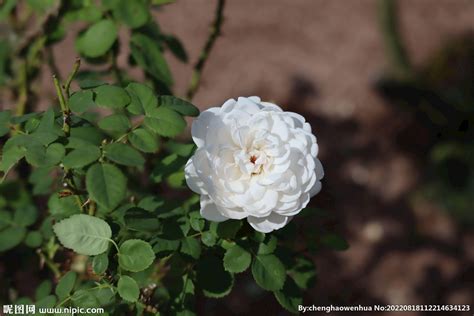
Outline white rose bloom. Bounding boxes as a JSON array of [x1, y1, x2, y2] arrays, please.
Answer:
[[185, 96, 324, 233]]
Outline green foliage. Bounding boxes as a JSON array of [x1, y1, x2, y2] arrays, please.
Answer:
[[223, 244, 251, 273], [0, 1, 330, 313], [251, 254, 286, 291], [86, 163, 127, 210], [62, 145, 101, 168], [196, 254, 234, 298], [69, 90, 95, 113], [92, 253, 109, 275], [118, 239, 155, 272], [144, 106, 186, 137], [117, 276, 140, 302], [76, 19, 118, 58], [130, 33, 173, 87], [94, 85, 131, 109], [53, 214, 112, 256], [55, 272, 77, 300], [103, 143, 145, 167]]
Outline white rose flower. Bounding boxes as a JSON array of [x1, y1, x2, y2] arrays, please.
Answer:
[[185, 96, 324, 233]]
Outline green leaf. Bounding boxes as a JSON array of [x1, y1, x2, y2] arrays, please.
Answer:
[[30, 131, 59, 146], [78, 78, 107, 89], [151, 0, 175, 5], [0, 146, 26, 174], [150, 153, 186, 183], [126, 82, 157, 115], [144, 107, 186, 137], [128, 128, 159, 153], [117, 276, 140, 302], [98, 114, 131, 134], [36, 108, 56, 133], [35, 280, 52, 300], [29, 166, 53, 195], [162, 35, 188, 63], [113, 0, 149, 29], [180, 237, 201, 259], [167, 170, 185, 188], [25, 143, 64, 167], [320, 233, 349, 251], [200, 231, 216, 247], [0, 110, 11, 136], [55, 271, 77, 300], [274, 278, 303, 314], [69, 90, 95, 113], [70, 126, 105, 145], [130, 33, 173, 87], [94, 85, 131, 109], [152, 238, 180, 256], [118, 239, 155, 272], [289, 256, 316, 290], [223, 244, 251, 273], [36, 295, 57, 308], [26, 0, 56, 13], [0, 227, 26, 251], [0, 210, 11, 230], [53, 214, 112, 256], [86, 163, 127, 210], [251, 254, 286, 291], [47, 193, 82, 218], [76, 19, 118, 58], [159, 96, 199, 117], [257, 235, 277, 255], [137, 195, 165, 212], [62, 145, 101, 168], [103, 143, 145, 167], [24, 231, 42, 248], [71, 289, 100, 308], [14, 205, 37, 227], [213, 220, 242, 239], [166, 141, 195, 157], [196, 254, 234, 298], [92, 253, 109, 275], [124, 208, 160, 232], [189, 211, 204, 232]]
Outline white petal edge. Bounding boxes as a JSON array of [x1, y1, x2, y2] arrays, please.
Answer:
[[200, 196, 228, 222], [247, 213, 291, 233]]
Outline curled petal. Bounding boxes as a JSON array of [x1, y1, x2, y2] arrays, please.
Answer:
[[200, 196, 228, 222], [247, 213, 291, 233]]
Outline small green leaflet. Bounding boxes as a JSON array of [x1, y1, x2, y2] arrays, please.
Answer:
[[86, 163, 127, 210], [53, 214, 112, 256], [117, 276, 140, 302], [118, 239, 155, 272], [76, 19, 118, 58]]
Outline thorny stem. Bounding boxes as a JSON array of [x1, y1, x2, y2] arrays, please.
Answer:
[[37, 249, 61, 279], [88, 200, 97, 216], [53, 74, 70, 135], [64, 58, 81, 98], [15, 62, 28, 117], [186, 0, 226, 100], [46, 46, 62, 82]]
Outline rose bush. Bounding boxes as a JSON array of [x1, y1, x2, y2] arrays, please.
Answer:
[[0, 1, 346, 314], [186, 97, 324, 232]]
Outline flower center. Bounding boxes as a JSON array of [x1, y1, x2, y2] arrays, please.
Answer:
[[250, 155, 257, 164]]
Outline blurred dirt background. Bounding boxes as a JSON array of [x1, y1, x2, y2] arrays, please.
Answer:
[[2, 0, 474, 315], [159, 1, 474, 315]]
